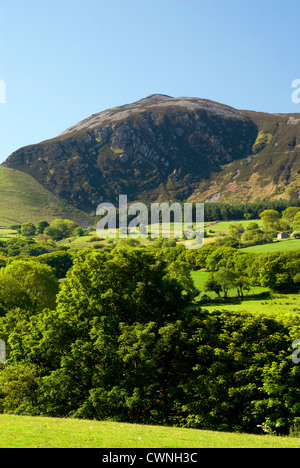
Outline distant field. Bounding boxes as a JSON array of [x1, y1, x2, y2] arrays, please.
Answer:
[[0, 228, 19, 241], [0, 166, 91, 226], [206, 219, 263, 234], [0, 415, 299, 448], [241, 238, 300, 253], [201, 293, 300, 315], [191, 270, 300, 315], [191, 270, 267, 299], [205, 221, 300, 253]]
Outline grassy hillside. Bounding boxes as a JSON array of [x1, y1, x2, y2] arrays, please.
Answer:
[[0, 166, 92, 227], [189, 111, 300, 204], [241, 238, 300, 253], [0, 415, 299, 448]]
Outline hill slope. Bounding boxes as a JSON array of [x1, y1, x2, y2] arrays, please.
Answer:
[[0, 166, 92, 226], [0, 415, 299, 448], [3, 94, 300, 211], [190, 110, 300, 203]]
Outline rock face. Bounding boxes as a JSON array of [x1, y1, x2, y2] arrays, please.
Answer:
[[3, 94, 300, 211]]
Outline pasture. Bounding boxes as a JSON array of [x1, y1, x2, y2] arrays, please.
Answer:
[[191, 269, 300, 315], [0, 415, 299, 448]]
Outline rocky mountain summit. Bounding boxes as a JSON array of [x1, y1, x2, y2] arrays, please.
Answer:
[[3, 94, 300, 211]]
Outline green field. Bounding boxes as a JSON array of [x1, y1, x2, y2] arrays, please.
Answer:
[[191, 270, 267, 298], [0, 228, 19, 241], [200, 293, 300, 315], [241, 238, 300, 253], [191, 269, 300, 315], [0, 415, 299, 448], [0, 166, 91, 226], [205, 220, 300, 253], [206, 219, 263, 234]]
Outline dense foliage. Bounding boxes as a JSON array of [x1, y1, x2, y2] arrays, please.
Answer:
[[204, 200, 300, 222], [0, 247, 299, 435]]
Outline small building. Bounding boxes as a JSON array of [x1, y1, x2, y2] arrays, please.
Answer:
[[277, 231, 290, 240]]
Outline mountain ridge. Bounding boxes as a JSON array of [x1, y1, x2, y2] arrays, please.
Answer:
[[3, 94, 300, 212]]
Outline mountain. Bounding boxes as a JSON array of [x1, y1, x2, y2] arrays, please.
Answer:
[[3, 94, 300, 212], [190, 110, 300, 204]]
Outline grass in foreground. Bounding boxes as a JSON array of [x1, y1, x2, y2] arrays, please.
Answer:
[[0, 415, 299, 448]]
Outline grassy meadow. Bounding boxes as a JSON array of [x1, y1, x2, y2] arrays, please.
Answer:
[[191, 269, 300, 315], [0, 228, 19, 241], [0, 415, 299, 448], [205, 219, 263, 233], [241, 238, 300, 253]]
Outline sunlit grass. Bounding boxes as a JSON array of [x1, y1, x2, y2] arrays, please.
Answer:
[[0, 415, 299, 448], [191, 270, 300, 315]]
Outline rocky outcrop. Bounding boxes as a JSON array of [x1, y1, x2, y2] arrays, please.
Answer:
[[3, 94, 300, 211]]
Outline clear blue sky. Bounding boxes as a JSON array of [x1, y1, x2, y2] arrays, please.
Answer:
[[0, 0, 299, 163]]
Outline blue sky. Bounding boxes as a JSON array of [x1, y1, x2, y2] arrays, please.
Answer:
[[0, 0, 299, 163]]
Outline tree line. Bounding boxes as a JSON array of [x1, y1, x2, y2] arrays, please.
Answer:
[[204, 200, 300, 222]]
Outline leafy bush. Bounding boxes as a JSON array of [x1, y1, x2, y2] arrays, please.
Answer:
[[44, 219, 80, 241]]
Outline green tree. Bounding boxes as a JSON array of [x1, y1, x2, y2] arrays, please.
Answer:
[[1, 248, 299, 434], [166, 260, 195, 300], [204, 273, 222, 298], [240, 229, 272, 247], [38, 251, 74, 279], [293, 211, 300, 231], [246, 222, 260, 231], [228, 224, 245, 249], [0, 248, 194, 420], [282, 207, 300, 226], [21, 243, 50, 257], [258, 255, 294, 292], [181, 311, 296, 435], [214, 268, 237, 298], [2, 238, 35, 257], [0, 305, 299, 434], [73, 226, 85, 237], [259, 210, 281, 230], [235, 275, 251, 297], [206, 247, 237, 272], [0, 259, 58, 313], [261, 359, 300, 435], [0, 363, 41, 415], [44, 219, 79, 241], [36, 220, 50, 235], [21, 222, 36, 238], [55, 248, 190, 325], [0, 274, 32, 312]]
